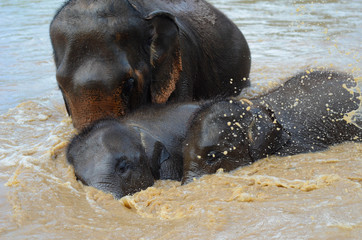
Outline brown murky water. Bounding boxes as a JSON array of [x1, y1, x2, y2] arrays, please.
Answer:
[[1, 0, 361, 239]]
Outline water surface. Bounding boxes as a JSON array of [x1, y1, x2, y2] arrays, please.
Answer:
[[0, 0, 361, 239], [0, 0, 59, 113]]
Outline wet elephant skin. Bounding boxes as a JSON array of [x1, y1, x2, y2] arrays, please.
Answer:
[[67, 103, 201, 198], [182, 71, 362, 183], [50, 0, 251, 129]]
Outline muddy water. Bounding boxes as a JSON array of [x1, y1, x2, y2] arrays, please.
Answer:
[[1, 0, 361, 239]]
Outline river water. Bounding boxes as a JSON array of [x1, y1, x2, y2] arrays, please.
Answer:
[[0, 0, 361, 239]]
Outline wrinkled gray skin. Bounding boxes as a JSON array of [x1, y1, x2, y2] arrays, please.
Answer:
[[182, 71, 362, 183], [67, 103, 200, 199], [50, 0, 251, 129]]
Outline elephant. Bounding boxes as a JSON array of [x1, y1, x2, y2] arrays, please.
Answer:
[[182, 70, 362, 183], [50, 0, 251, 129], [67, 102, 201, 199]]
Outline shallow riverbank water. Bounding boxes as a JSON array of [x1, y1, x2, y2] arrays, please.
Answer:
[[0, 0, 361, 239]]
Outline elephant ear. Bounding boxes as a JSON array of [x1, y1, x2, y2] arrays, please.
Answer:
[[146, 11, 182, 104], [136, 126, 170, 179], [150, 141, 171, 180], [247, 106, 290, 160], [137, 125, 178, 180]]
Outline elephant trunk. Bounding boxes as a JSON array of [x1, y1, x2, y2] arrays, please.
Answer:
[[63, 87, 127, 129]]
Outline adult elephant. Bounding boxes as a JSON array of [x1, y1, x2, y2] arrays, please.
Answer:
[[50, 0, 251, 129]]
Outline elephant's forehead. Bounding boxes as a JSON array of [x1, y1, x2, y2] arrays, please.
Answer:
[[54, 0, 141, 33], [65, 0, 131, 16], [100, 126, 140, 152]]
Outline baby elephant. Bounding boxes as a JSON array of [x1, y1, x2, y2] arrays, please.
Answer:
[[182, 71, 362, 183], [67, 103, 200, 199]]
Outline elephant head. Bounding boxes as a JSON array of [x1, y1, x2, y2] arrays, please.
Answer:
[[182, 100, 289, 184], [50, 0, 183, 129], [66, 119, 170, 199]]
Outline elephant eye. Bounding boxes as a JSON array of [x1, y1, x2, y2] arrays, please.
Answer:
[[116, 159, 131, 174], [123, 78, 135, 96], [206, 150, 223, 165]]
